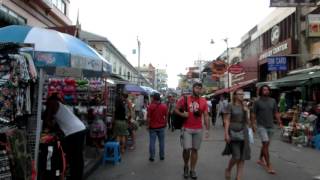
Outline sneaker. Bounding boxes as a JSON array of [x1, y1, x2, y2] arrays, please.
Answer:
[[149, 158, 154, 162], [190, 170, 197, 179], [183, 166, 189, 179], [160, 157, 165, 161]]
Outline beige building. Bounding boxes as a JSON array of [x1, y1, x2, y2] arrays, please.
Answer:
[[0, 0, 72, 27]]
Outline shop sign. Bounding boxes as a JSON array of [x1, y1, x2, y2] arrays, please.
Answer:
[[211, 60, 227, 80], [259, 40, 290, 60], [270, 0, 316, 7], [271, 25, 280, 45], [267, 56, 287, 71], [228, 64, 244, 74], [307, 14, 320, 37]]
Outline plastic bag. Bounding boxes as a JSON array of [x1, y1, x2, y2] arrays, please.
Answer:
[[248, 128, 254, 144]]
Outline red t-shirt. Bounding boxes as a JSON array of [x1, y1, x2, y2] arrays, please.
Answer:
[[176, 95, 208, 129], [147, 101, 168, 129]]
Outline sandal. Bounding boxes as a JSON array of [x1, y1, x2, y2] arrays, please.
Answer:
[[225, 169, 231, 180], [257, 160, 267, 167], [267, 167, 276, 175]]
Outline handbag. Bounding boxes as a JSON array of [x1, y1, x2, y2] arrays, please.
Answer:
[[229, 129, 244, 141], [222, 143, 232, 156]]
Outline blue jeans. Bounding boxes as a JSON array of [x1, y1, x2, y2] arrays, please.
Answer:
[[149, 128, 165, 159]]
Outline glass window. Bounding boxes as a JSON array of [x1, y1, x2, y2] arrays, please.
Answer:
[[0, 5, 8, 13], [61, 2, 66, 14]]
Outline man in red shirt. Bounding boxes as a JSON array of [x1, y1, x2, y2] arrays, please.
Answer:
[[175, 82, 209, 179], [147, 93, 168, 162]]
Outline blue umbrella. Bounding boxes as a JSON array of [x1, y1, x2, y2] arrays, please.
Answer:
[[0, 25, 111, 72], [124, 84, 147, 94]]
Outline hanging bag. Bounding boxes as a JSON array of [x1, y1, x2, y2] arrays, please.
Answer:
[[172, 96, 188, 129]]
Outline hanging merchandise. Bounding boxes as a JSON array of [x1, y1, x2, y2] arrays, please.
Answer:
[[0, 43, 38, 180]]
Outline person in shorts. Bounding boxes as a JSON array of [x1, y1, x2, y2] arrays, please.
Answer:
[[252, 85, 282, 174], [174, 82, 209, 179]]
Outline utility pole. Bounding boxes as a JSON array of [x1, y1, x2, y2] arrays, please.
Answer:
[[223, 38, 230, 89], [137, 36, 141, 85]]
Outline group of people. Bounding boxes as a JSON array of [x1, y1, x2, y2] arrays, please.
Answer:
[[146, 83, 283, 180], [42, 82, 283, 180]]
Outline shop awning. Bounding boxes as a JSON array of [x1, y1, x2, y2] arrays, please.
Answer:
[[256, 71, 320, 88], [124, 84, 147, 94]]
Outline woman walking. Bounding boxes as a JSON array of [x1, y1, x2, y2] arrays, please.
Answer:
[[223, 89, 253, 180]]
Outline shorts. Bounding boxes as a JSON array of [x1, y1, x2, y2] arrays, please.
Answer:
[[180, 128, 203, 150], [257, 126, 274, 142], [113, 120, 129, 137]]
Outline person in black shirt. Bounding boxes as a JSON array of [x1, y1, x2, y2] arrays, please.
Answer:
[[113, 93, 131, 154]]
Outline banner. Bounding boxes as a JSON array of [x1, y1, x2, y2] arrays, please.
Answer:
[[211, 60, 227, 80], [308, 14, 320, 37], [270, 0, 316, 7]]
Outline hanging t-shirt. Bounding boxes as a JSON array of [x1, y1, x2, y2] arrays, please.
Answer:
[[54, 103, 86, 136], [176, 96, 208, 129]]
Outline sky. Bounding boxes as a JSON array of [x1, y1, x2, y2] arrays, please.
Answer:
[[69, 0, 274, 88]]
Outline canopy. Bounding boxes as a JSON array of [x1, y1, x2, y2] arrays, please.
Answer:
[[0, 25, 112, 72], [124, 84, 147, 94], [256, 71, 320, 88]]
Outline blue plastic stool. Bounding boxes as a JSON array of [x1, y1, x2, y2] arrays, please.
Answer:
[[103, 141, 121, 165]]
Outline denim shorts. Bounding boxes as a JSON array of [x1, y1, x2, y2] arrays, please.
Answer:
[[257, 126, 274, 142]]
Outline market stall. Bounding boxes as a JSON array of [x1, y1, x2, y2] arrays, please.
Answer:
[[0, 42, 38, 180]]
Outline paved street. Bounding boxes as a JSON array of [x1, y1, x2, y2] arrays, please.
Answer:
[[88, 122, 320, 180]]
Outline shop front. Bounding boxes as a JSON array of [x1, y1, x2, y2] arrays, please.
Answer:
[[259, 38, 296, 82]]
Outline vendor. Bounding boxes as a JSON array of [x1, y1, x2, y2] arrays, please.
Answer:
[[43, 93, 86, 180]]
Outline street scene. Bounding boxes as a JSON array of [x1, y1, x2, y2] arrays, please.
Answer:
[[0, 0, 320, 180]]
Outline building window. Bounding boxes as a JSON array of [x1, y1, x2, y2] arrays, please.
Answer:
[[113, 62, 117, 73], [52, 0, 67, 15], [0, 5, 27, 24], [127, 72, 131, 80]]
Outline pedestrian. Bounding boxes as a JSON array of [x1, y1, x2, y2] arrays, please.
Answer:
[[167, 95, 176, 131], [223, 89, 252, 180], [217, 94, 228, 127], [174, 82, 210, 179], [147, 92, 168, 161], [43, 93, 86, 180], [252, 85, 282, 174], [114, 93, 131, 154], [211, 96, 219, 127]]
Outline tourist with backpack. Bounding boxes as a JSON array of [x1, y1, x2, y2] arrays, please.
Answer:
[[147, 93, 168, 161], [174, 82, 209, 179]]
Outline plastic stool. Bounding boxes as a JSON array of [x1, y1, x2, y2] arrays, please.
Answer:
[[103, 141, 121, 165]]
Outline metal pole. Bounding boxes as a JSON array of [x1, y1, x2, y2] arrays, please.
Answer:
[[296, 5, 303, 68], [137, 36, 141, 85]]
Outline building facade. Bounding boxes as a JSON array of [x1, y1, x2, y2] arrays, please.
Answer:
[[79, 30, 151, 86], [0, 0, 72, 27]]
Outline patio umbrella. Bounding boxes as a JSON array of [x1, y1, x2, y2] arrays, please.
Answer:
[[0, 25, 111, 72], [124, 84, 147, 94]]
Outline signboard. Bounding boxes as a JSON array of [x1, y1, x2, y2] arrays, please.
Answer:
[[308, 14, 320, 37], [259, 39, 292, 60], [267, 56, 287, 71], [34, 52, 70, 67], [270, 0, 316, 7], [211, 60, 227, 80], [228, 64, 244, 74]]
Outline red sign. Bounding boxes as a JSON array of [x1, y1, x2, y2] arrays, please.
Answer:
[[228, 64, 244, 74]]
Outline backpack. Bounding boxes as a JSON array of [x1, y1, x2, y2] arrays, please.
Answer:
[[172, 96, 188, 129], [90, 119, 106, 138]]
